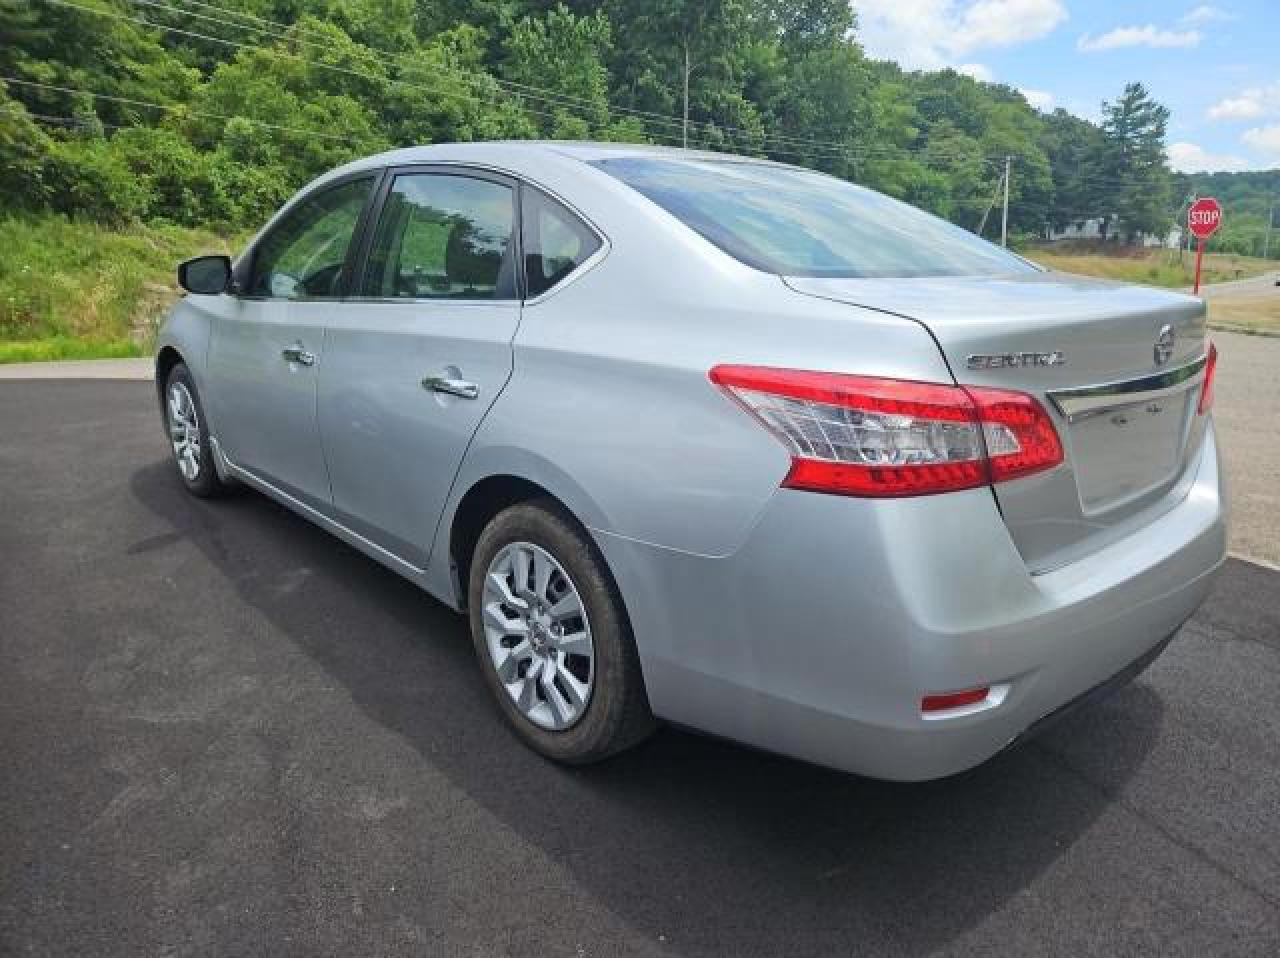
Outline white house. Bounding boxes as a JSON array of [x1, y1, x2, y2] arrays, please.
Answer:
[[1046, 216, 1181, 249]]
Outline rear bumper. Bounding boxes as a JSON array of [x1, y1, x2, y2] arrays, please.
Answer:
[[596, 424, 1227, 781]]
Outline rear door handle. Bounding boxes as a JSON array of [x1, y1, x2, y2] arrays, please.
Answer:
[[281, 344, 316, 367], [422, 376, 479, 400]]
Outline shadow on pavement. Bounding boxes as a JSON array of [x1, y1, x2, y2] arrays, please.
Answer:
[[131, 458, 1161, 955]]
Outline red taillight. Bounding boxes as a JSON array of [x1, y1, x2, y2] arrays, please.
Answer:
[[709, 365, 1063, 498], [921, 687, 991, 713], [1198, 341, 1217, 415], [964, 387, 1065, 483]]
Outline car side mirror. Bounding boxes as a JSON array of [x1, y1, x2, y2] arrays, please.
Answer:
[[178, 255, 232, 295]]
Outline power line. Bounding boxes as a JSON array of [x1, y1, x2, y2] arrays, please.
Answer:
[[157, 0, 701, 139], [117, 0, 1018, 165], [1, 75, 360, 141], [156, 0, 989, 160], [4, 105, 133, 131], [41, 0, 630, 145], [42, 0, 1023, 167]]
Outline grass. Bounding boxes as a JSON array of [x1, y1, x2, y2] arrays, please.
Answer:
[[1027, 245, 1276, 290], [0, 337, 147, 364], [1205, 293, 1280, 336], [0, 214, 241, 364], [1026, 242, 1280, 335]]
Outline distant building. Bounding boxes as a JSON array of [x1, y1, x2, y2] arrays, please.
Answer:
[[1046, 216, 1181, 249]]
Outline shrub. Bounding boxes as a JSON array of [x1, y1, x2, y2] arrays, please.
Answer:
[[43, 139, 149, 226]]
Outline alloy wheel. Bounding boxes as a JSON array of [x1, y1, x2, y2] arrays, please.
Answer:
[[482, 541, 594, 730], [167, 381, 202, 482]]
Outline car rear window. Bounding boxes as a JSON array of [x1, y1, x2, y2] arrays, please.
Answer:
[[592, 157, 1037, 279]]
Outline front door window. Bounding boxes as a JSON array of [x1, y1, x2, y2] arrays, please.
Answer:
[[248, 177, 374, 299]]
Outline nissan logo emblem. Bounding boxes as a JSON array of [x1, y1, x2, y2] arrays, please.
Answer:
[[1154, 324, 1175, 366]]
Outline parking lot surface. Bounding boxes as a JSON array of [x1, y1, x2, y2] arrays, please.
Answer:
[[1213, 330, 1280, 567], [2, 380, 1279, 957]]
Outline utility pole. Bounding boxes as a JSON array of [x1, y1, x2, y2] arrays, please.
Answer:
[[1000, 155, 1011, 247], [1265, 196, 1276, 260], [682, 41, 693, 150], [1177, 192, 1195, 266]]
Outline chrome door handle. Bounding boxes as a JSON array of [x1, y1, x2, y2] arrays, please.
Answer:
[[422, 376, 479, 400], [281, 344, 316, 367]]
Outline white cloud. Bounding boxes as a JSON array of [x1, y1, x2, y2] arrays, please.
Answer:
[[1077, 26, 1202, 52], [1167, 141, 1250, 172], [1019, 88, 1055, 111], [1207, 85, 1280, 121], [1182, 5, 1235, 25], [1209, 95, 1265, 120], [1242, 124, 1280, 161], [855, 0, 1067, 71], [957, 62, 994, 82]]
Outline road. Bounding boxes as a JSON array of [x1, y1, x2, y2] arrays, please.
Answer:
[[1193, 269, 1280, 300], [1211, 331, 1280, 567], [2, 380, 1279, 957]]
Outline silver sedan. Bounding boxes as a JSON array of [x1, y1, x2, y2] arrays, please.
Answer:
[[156, 142, 1226, 780]]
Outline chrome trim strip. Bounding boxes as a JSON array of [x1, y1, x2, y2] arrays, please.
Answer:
[[1048, 354, 1208, 423]]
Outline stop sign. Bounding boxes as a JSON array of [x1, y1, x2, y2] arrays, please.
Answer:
[[1188, 198, 1222, 240]]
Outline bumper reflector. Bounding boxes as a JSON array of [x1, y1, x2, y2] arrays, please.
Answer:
[[921, 687, 991, 713]]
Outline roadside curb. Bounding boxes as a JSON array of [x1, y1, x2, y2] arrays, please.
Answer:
[[0, 358, 154, 381]]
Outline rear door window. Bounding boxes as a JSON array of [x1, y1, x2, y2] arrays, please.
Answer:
[[362, 173, 516, 300]]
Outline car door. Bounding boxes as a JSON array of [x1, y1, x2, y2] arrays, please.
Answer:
[[316, 167, 522, 567], [207, 174, 378, 509]]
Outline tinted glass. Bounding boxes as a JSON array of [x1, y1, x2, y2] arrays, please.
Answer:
[[249, 177, 373, 298], [522, 189, 601, 297], [364, 174, 515, 299], [593, 158, 1037, 279]]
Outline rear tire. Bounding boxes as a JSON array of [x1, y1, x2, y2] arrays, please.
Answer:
[[163, 363, 232, 498], [468, 498, 655, 764]]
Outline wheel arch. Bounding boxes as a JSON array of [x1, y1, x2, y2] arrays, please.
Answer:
[[448, 474, 555, 607], [154, 345, 185, 405], [442, 469, 655, 711]]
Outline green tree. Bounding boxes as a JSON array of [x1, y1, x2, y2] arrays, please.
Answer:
[[1042, 108, 1108, 232], [0, 83, 54, 210], [1100, 82, 1172, 243], [603, 0, 761, 151], [503, 5, 614, 138], [385, 24, 535, 145]]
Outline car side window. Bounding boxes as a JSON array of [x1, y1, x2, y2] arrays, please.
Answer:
[[363, 173, 516, 300], [247, 177, 374, 299], [521, 189, 601, 298]]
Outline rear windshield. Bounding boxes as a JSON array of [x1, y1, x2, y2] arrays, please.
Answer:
[[592, 157, 1037, 279]]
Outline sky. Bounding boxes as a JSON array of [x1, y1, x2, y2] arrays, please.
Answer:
[[850, 0, 1280, 172]]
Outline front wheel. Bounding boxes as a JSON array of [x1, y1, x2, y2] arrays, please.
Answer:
[[468, 499, 655, 764], [163, 362, 232, 498]]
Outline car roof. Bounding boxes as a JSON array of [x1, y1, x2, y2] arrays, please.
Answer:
[[332, 140, 796, 177]]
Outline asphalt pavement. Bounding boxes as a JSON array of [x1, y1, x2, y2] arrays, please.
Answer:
[[1211, 331, 1280, 567], [2, 380, 1279, 957], [1194, 269, 1280, 300]]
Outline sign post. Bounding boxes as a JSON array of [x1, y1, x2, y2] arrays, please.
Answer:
[[1187, 197, 1223, 294]]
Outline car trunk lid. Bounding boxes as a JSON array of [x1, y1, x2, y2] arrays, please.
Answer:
[[784, 271, 1210, 571]]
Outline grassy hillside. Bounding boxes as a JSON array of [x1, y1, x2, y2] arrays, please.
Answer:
[[0, 215, 240, 363]]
